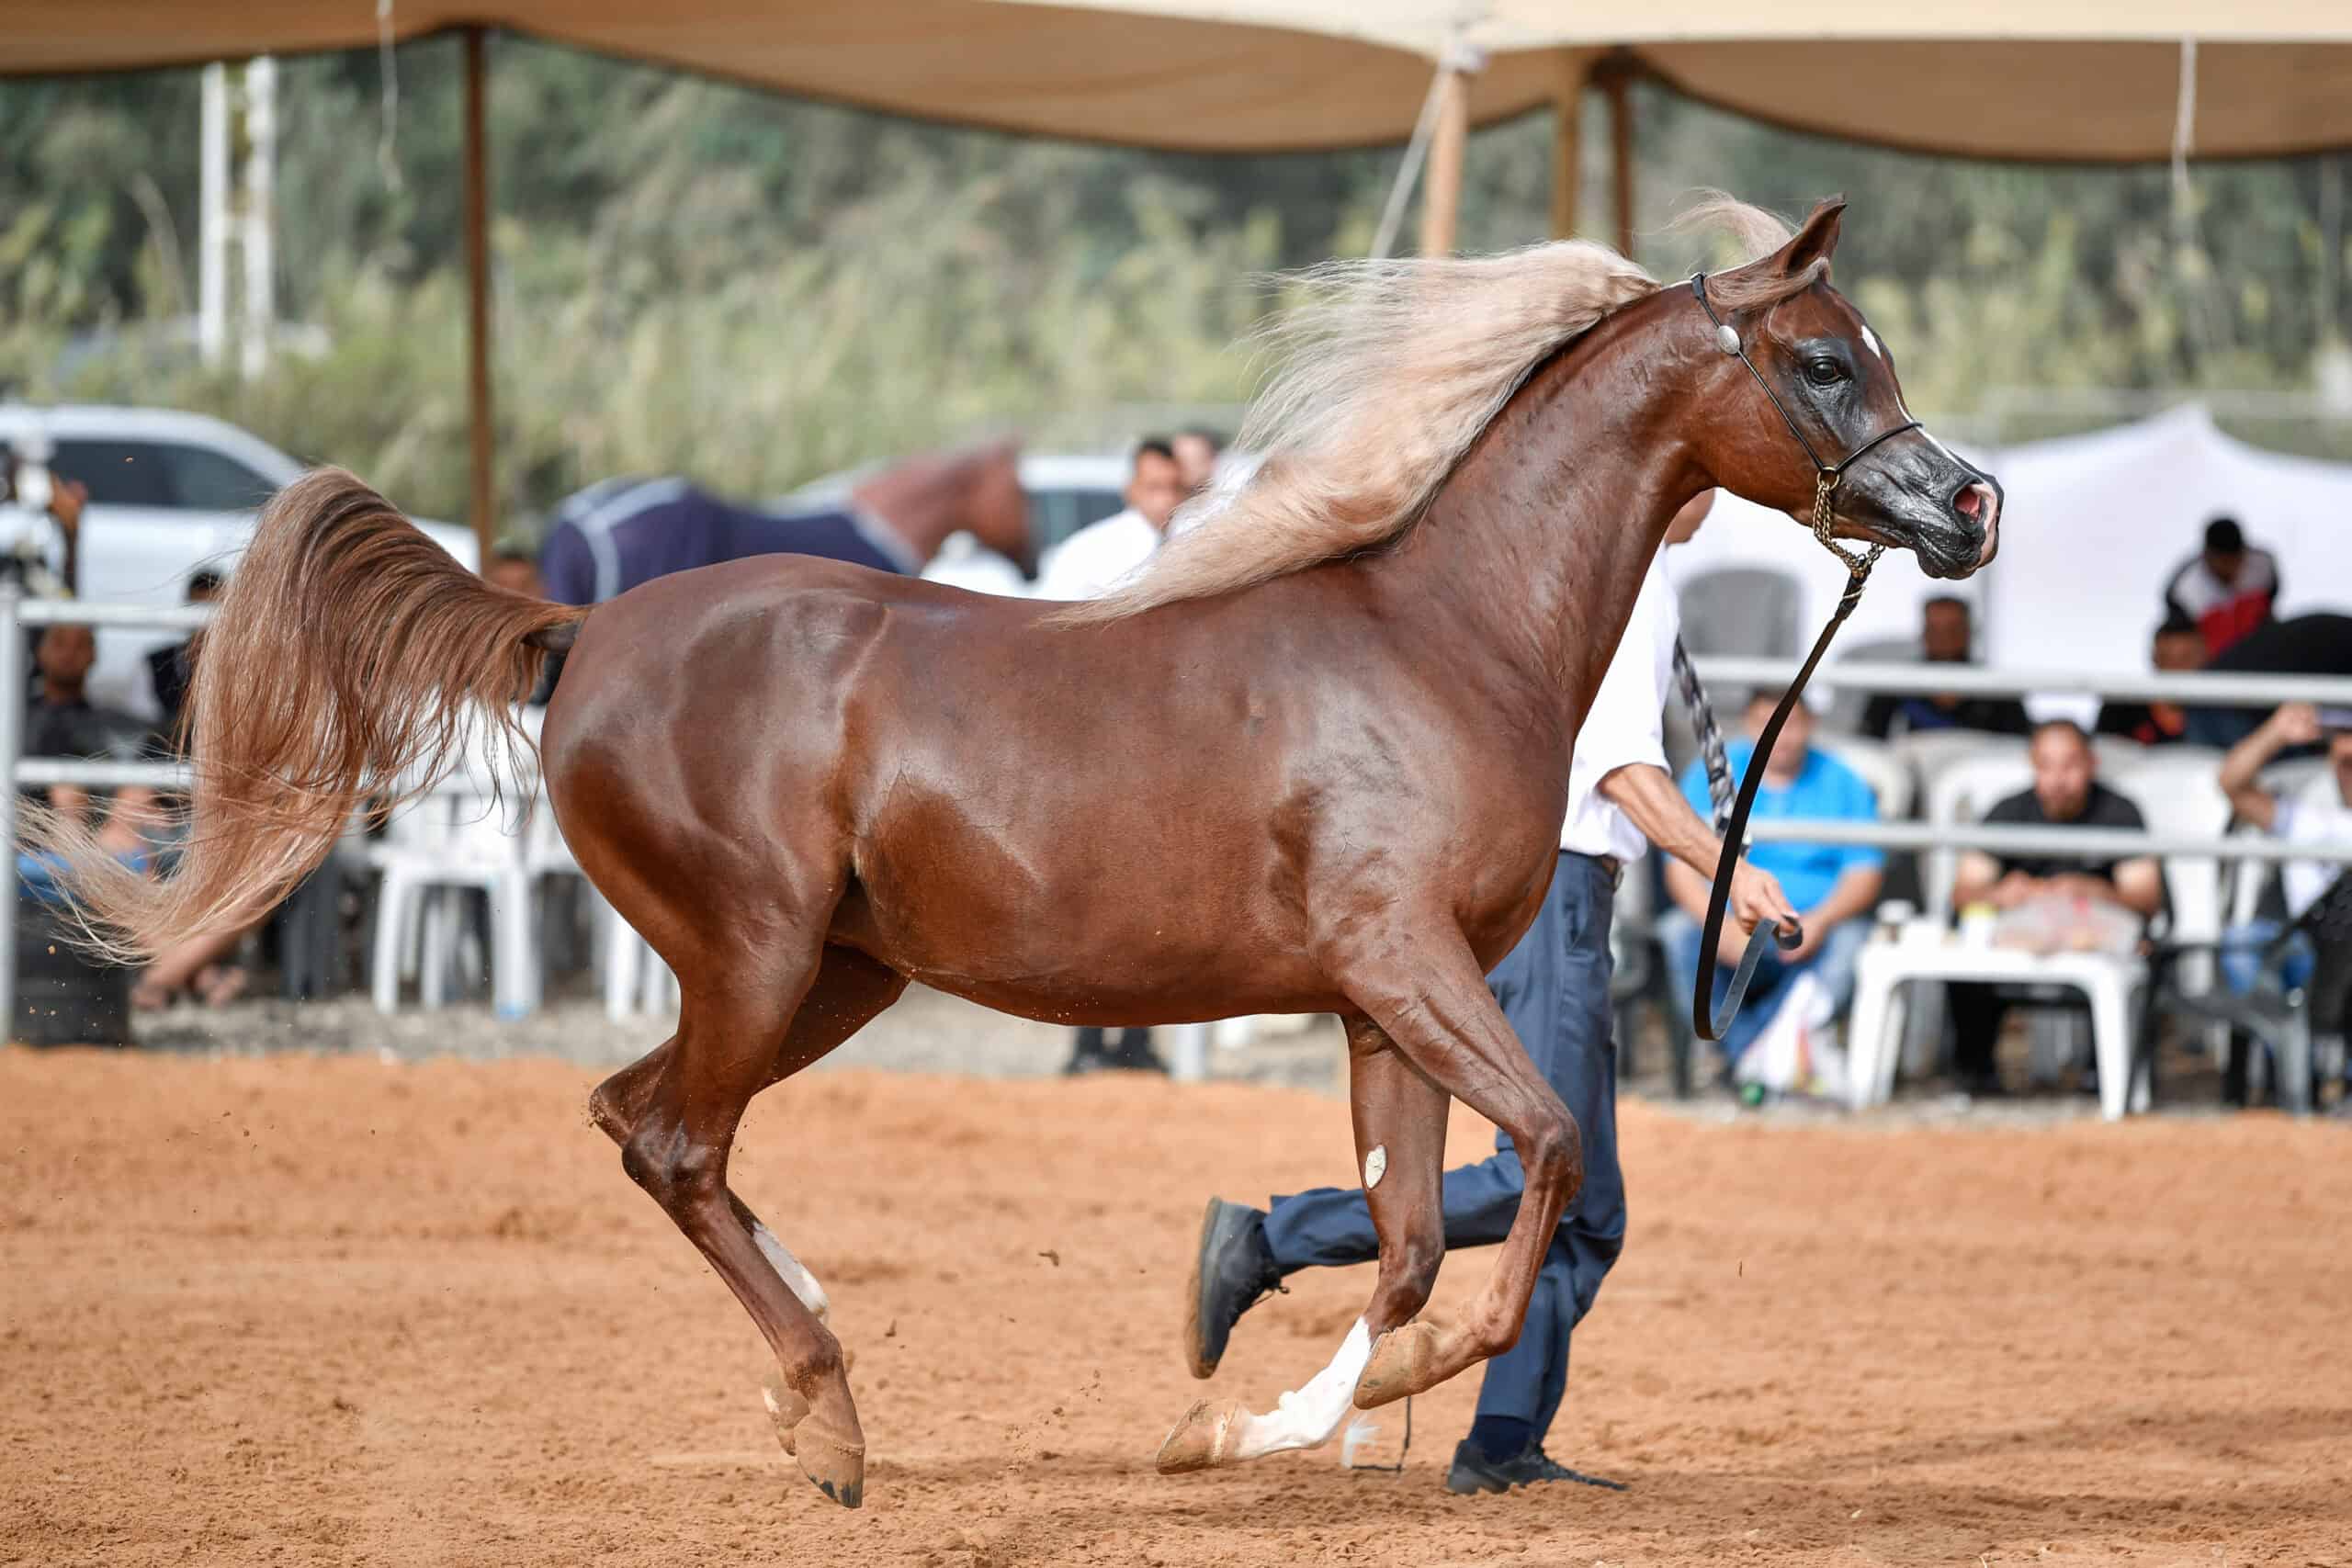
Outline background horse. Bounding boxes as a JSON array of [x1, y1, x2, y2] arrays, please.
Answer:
[[537, 439, 1033, 604], [30, 197, 1996, 1510]]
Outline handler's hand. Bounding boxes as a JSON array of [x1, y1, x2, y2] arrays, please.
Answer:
[[1728, 860, 1798, 942]]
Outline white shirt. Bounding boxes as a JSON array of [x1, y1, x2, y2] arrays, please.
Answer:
[[1035, 510, 1162, 602], [1559, 556, 1679, 863], [920, 531, 1031, 598], [2276, 775, 2352, 919]]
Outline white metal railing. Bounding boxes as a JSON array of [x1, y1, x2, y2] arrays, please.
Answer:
[[3, 591, 2348, 1038], [1743, 818, 2352, 863], [1689, 656, 2352, 708]]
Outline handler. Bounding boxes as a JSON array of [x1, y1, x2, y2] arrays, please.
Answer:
[[1182, 490, 1794, 1495]]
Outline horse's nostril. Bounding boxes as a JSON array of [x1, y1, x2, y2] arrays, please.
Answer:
[[1952, 483, 1982, 520]]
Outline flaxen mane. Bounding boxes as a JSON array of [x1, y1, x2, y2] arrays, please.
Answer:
[[1059, 194, 1817, 624]]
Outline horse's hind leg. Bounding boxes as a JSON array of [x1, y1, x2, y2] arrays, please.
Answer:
[[589, 942, 906, 1508], [1157, 1016, 1450, 1472]]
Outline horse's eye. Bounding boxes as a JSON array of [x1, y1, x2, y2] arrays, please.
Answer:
[[1804, 356, 1846, 388]]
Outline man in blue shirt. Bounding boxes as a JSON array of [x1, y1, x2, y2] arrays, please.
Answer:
[[1661, 686, 1885, 1066]]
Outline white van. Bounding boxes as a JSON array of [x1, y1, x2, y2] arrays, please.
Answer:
[[0, 404, 477, 718]]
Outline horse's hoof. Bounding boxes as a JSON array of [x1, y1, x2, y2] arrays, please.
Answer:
[[761, 1369, 810, 1456], [794, 1411, 866, 1509], [1353, 1322, 1439, 1409], [1155, 1397, 1243, 1474]]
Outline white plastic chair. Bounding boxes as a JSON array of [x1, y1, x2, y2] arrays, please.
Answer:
[[368, 715, 544, 1019], [1812, 733, 1914, 821]]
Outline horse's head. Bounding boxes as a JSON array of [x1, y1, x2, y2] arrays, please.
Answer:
[[853, 438, 1035, 574], [1690, 199, 1999, 581], [959, 438, 1035, 577]]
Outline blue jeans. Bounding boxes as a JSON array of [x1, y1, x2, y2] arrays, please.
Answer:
[[1261, 852, 1623, 1438], [1659, 909, 1869, 1065], [2219, 919, 2315, 994]]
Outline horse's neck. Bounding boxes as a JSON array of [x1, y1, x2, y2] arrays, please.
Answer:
[[850, 461, 962, 561], [1384, 294, 1706, 730]]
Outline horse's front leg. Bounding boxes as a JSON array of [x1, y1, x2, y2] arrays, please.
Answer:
[[1156, 1016, 1450, 1472], [1337, 922, 1580, 1410]]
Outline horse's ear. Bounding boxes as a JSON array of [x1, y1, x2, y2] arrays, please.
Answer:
[[1778, 197, 1846, 277]]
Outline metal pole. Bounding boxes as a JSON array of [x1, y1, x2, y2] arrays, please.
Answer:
[[1548, 54, 1588, 241], [1603, 58, 1635, 257], [1416, 62, 1469, 257], [1688, 655, 2352, 709], [0, 586, 26, 1040], [198, 62, 230, 367], [464, 27, 496, 561], [1741, 818, 2352, 863], [240, 56, 277, 380]]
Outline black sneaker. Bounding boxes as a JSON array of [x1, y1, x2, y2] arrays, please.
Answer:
[[1182, 1198, 1283, 1379], [1444, 1438, 1628, 1495]]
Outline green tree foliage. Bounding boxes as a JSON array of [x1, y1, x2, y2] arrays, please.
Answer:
[[2, 41, 2345, 527]]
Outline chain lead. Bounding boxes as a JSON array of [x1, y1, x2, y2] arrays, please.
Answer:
[[1810, 471, 1883, 579]]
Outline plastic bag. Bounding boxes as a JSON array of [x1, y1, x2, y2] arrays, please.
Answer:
[[1730, 968, 1849, 1101], [1993, 892, 2139, 956]]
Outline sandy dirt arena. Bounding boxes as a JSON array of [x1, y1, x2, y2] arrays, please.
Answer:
[[3, 1048, 2347, 1567]]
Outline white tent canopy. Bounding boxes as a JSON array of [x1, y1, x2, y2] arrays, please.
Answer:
[[1984, 404, 2352, 675], [16, 1, 2352, 160]]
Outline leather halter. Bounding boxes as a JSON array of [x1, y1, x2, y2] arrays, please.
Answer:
[[1684, 271, 1924, 1044]]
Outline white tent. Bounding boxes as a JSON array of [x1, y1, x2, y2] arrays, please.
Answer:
[[1983, 404, 2352, 677], [1670, 405, 2352, 724]]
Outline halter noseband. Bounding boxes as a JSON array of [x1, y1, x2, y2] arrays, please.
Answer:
[[1690, 271, 1920, 579]]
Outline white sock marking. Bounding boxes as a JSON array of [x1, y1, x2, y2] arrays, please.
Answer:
[[1228, 1317, 1374, 1461], [752, 1222, 831, 1323]]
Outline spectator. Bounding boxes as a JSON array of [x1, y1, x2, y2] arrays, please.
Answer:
[[2095, 613, 2204, 748], [146, 569, 225, 740], [27, 625, 154, 787], [483, 549, 561, 705], [0, 439, 87, 596], [1035, 437, 1188, 605], [2215, 703, 2352, 1013], [1944, 719, 2163, 1096], [1860, 595, 2030, 740], [2182, 613, 2352, 751], [1171, 428, 1226, 496], [1662, 686, 1885, 1066], [484, 547, 542, 599], [2164, 515, 2278, 661], [26, 624, 257, 1009]]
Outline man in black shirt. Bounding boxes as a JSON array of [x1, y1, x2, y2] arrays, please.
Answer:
[[1945, 719, 2164, 1095], [28, 624, 156, 783], [1860, 595, 2032, 741]]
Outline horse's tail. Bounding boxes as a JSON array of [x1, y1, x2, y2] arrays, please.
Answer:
[[26, 467, 586, 964]]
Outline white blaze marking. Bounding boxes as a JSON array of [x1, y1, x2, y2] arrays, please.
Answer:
[[752, 1222, 831, 1323], [1228, 1318, 1374, 1461], [1859, 324, 1884, 362], [1363, 1145, 1387, 1190]]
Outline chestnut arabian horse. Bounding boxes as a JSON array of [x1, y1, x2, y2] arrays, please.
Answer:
[[34, 197, 1996, 1509]]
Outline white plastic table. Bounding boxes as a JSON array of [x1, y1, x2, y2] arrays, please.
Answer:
[[1846, 935, 2150, 1120]]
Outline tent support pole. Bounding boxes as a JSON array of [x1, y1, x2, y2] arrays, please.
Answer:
[[1549, 55, 1589, 240], [1418, 62, 1468, 256], [464, 26, 494, 559], [1602, 57, 1635, 258]]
